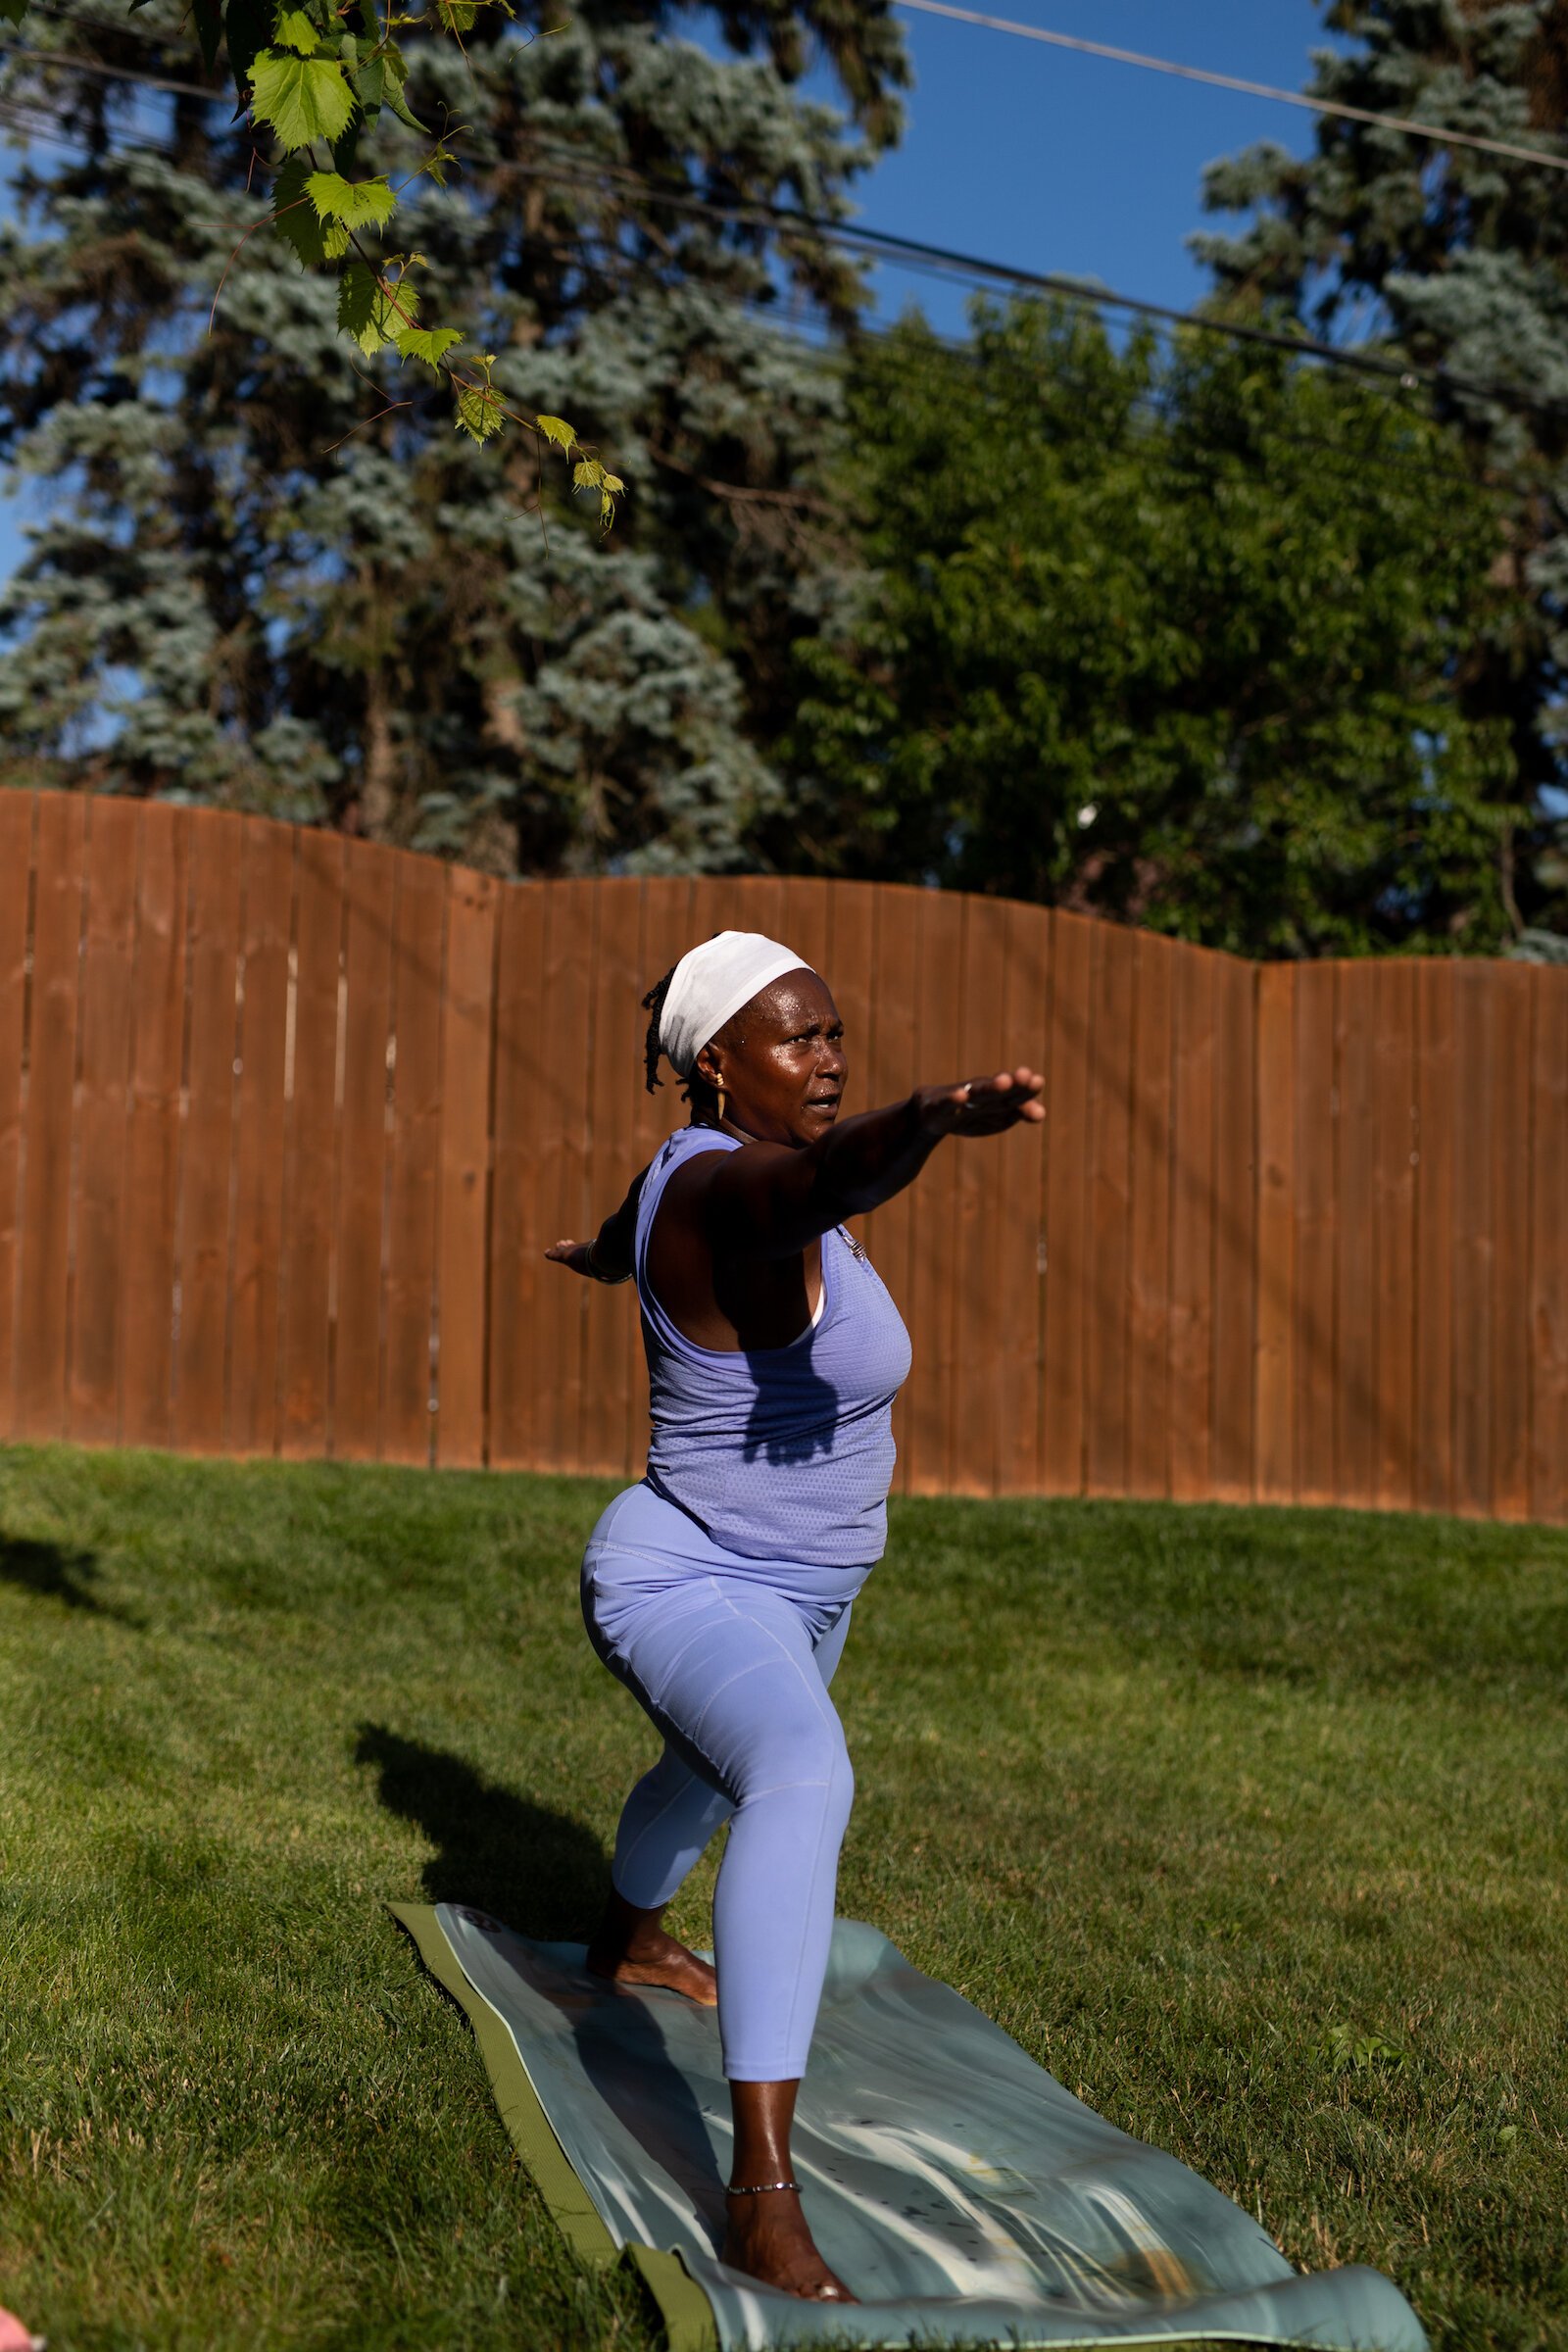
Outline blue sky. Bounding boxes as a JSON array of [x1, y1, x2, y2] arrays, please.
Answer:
[[0, 0, 1340, 582], [847, 0, 1338, 335]]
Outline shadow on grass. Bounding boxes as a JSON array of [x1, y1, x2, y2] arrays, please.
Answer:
[[0, 1534, 134, 1622], [354, 1724, 612, 1940], [358, 1723, 731, 2230]]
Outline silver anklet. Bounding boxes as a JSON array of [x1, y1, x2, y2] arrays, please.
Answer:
[[726, 2179, 800, 2194]]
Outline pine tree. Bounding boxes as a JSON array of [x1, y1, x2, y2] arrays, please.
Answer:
[[1192, 0, 1568, 943], [0, 0, 903, 871]]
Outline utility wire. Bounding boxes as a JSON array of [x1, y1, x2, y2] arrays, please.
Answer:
[[6, 32, 1568, 427], [23, 0, 1568, 180], [515, 136, 1568, 425], [895, 0, 1568, 177], [0, 115, 1508, 502]]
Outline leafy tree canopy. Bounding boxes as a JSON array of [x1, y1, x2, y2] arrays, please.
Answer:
[[781, 299, 1519, 958], [0, 0, 904, 866], [1192, 0, 1568, 941], [0, 0, 902, 468]]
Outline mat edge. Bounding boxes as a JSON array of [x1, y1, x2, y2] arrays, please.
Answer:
[[388, 1899, 622, 2269], [626, 2242, 723, 2352]]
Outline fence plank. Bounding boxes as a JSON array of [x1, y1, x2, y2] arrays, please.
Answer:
[[332, 840, 396, 1459], [435, 865, 497, 1469], [996, 901, 1051, 1494], [1084, 923, 1135, 1498], [827, 883, 877, 1117], [1293, 967, 1337, 1506], [580, 876, 643, 1476], [119, 804, 190, 1451], [1370, 961, 1417, 1512], [1167, 946, 1215, 1501], [533, 880, 596, 1472], [730, 874, 786, 945], [15, 793, 85, 1440], [1530, 971, 1568, 1525], [903, 889, 964, 1493], [1413, 962, 1457, 1515], [779, 874, 833, 981], [382, 850, 446, 1466], [487, 880, 547, 1472], [278, 828, 343, 1459], [1489, 962, 1534, 1521], [1041, 911, 1093, 1494], [1334, 962, 1377, 1508], [227, 819, 293, 1455], [1452, 962, 1494, 1515], [1209, 952, 1256, 1502], [172, 810, 242, 1455], [949, 893, 1009, 1494], [1254, 961, 1296, 1505], [70, 796, 137, 1446], [688, 874, 748, 952], [1124, 930, 1173, 1499], [0, 794, 32, 1442]]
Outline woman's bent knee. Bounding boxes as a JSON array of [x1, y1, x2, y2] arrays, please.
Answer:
[[732, 1721, 854, 1837]]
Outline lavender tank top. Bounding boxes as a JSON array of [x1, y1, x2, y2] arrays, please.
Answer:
[[634, 1126, 913, 1567]]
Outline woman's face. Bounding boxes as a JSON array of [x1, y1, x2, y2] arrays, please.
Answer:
[[700, 969, 847, 1148]]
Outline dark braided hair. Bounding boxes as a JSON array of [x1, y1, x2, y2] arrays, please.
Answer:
[[641, 966, 676, 1094], [643, 943, 727, 1111]]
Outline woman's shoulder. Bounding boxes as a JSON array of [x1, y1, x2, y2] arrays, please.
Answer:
[[641, 1125, 740, 1217], [654, 1124, 742, 1172]]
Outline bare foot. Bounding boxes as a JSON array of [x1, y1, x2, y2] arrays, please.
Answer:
[[722, 2188, 855, 2301], [585, 1922, 718, 2007]]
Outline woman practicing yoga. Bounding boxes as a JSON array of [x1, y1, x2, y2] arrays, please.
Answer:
[[546, 930, 1043, 2303]]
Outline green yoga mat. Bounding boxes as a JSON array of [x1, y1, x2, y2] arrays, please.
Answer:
[[391, 1901, 1427, 2352]]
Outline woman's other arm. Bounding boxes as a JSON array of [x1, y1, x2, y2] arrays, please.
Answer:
[[545, 1164, 649, 1283]]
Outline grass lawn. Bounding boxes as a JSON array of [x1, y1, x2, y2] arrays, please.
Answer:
[[1, 1446, 1564, 2352]]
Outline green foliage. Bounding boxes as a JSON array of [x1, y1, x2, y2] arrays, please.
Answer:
[[336, 254, 404, 351], [1193, 0, 1568, 945], [1, 1447, 1567, 2349], [0, 0, 607, 466], [395, 321, 464, 372], [251, 48, 352, 149], [0, 0, 902, 474], [781, 299, 1519, 956], [306, 169, 398, 232], [0, 0, 903, 865]]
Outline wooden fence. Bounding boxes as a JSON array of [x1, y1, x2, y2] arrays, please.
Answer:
[[0, 790, 1562, 1520]]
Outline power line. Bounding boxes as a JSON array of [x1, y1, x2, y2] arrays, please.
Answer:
[[517, 137, 1568, 425], [0, 109, 1508, 502], [895, 0, 1568, 177], [6, 33, 1568, 428], [24, 0, 1568, 181]]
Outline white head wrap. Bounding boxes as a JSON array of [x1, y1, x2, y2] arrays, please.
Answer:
[[658, 931, 814, 1078]]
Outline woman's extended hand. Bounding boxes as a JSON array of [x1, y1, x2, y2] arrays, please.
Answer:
[[545, 1239, 597, 1278], [917, 1067, 1045, 1138]]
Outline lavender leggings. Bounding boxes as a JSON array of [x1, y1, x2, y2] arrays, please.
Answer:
[[581, 1480, 867, 2082]]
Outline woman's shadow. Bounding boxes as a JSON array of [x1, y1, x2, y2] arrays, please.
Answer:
[[355, 1725, 729, 2233], [355, 1723, 611, 1933]]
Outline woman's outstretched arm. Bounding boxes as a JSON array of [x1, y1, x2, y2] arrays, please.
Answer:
[[545, 1165, 648, 1284], [696, 1069, 1043, 1260]]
